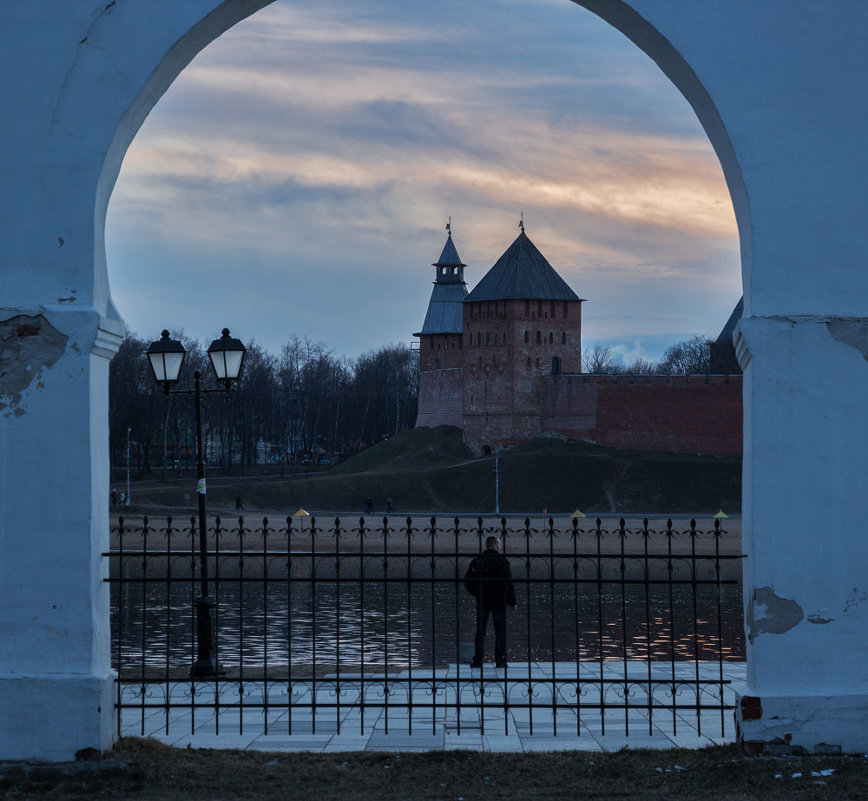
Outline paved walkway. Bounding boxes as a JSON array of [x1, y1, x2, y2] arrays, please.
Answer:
[[121, 661, 746, 753]]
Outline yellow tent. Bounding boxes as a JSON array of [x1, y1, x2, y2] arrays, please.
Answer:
[[570, 509, 586, 518], [713, 509, 729, 519]]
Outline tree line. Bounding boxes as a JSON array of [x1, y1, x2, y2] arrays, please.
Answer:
[[110, 330, 720, 477], [109, 331, 418, 476], [583, 334, 717, 375]]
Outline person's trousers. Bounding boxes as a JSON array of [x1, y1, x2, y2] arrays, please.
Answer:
[[474, 605, 507, 664]]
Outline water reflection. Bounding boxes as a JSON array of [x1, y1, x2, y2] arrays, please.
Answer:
[[112, 578, 743, 673]]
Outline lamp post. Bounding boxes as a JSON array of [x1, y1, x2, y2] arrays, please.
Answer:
[[125, 427, 131, 506], [481, 436, 500, 515], [146, 328, 247, 677]]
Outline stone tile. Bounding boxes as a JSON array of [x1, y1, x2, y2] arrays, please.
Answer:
[[169, 732, 260, 750], [520, 737, 592, 752]]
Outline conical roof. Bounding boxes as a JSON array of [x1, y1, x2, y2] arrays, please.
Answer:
[[414, 231, 468, 336], [465, 230, 580, 302], [434, 233, 465, 268]]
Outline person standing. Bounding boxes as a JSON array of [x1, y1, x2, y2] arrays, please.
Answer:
[[464, 535, 516, 668]]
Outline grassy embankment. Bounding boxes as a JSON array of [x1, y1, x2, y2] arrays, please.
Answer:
[[128, 426, 741, 518]]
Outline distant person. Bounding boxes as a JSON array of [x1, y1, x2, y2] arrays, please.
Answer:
[[111, 488, 117, 505], [387, 497, 393, 514], [364, 497, 374, 515], [119, 490, 126, 506], [464, 536, 516, 668], [235, 496, 243, 511]]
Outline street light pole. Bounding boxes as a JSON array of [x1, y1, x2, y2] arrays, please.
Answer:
[[192, 369, 217, 677], [125, 427, 131, 506], [482, 436, 500, 515], [146, 329, 246, 679]]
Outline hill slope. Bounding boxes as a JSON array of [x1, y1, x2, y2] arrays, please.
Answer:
[[131, 426, 741, 516]]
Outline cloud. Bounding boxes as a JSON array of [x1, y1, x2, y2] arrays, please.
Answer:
[[106, 0, 740, 359]]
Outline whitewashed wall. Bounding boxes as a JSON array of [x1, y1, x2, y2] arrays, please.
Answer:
[[0, 0, 865, 759]]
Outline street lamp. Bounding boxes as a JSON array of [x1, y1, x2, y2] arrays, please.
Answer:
[[146, 328, 247, 677]]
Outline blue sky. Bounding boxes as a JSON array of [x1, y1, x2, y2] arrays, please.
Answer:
[[105, 0, 741, 364]]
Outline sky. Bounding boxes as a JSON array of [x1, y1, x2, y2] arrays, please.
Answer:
[[105, 0, 741, 366]]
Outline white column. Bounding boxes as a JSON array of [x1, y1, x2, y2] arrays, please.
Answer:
[[0, 307, 123, 761], [734, 316, 868, 752]]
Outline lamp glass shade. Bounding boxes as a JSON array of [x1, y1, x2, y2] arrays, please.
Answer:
[[207, 328, 246, 383], [146, 330, 186, 387]]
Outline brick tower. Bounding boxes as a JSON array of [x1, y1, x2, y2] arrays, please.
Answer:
[[414, 223, 468, 428], [461, 224, 584, 452]]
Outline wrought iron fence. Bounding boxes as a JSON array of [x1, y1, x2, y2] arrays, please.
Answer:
[[106, 515, 744, 740]]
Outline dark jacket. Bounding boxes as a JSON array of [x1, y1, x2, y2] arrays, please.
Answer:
[[464, 549, 517, 609]]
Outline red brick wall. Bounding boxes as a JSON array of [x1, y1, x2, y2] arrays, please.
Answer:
[[418, 333, 463, 372], [542, 374, 743, 455], [415, 367, 465, 428], [461, 299, 583, 450]]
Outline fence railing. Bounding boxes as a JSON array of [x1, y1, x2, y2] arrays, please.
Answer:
[[106, 515, 744, 739]]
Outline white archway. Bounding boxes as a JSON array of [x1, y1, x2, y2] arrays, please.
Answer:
[[1, 0, 866, 759]]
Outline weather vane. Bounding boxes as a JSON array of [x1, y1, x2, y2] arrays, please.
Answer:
[[446, 216, 451, 235], [519, 211, 525, 232]]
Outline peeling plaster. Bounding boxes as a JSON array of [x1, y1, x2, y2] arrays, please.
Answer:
[[748, 587, 804, 641], [827, 320, 868, 362], [0, 315, 68, 417], [843, 588, 867, 614]]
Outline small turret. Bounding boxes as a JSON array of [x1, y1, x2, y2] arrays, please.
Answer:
[[414, 221, 468, 339], [414, 221, 468, 429]]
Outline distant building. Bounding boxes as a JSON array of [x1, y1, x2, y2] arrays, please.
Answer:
[[415, 224, 743, 456]]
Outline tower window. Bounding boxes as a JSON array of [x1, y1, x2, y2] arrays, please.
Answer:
[[552, 356, 561, 375], [537, 301, 542, 317], [486, 331, 490, 345], [536, 357, 540, 368], [527, 357, 532, 368], [525, 300, 530, 317], [434, 358, 440, 369], [536, 331, 542, 344], [562, 332, 567, 344], [562, 301, 568, 319], [550, 300, 555, 317], [548, 332, 553, 344], [524, 330, 529, 344], [430, 336, 434, 348]]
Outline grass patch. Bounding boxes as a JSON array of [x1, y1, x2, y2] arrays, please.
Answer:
[[2, 738, 866, 800], [131, 428, 741, 516]]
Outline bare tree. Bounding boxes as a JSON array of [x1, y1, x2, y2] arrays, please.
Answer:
[[582, 343, 619, 374], [657, 334, 713, 375]]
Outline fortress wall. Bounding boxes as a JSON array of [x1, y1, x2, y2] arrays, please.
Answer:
[[415, 368, 465, 428], [542, 374, 743, 455]]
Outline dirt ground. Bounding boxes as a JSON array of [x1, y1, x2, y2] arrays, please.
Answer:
[[2, 738, 866, 801]]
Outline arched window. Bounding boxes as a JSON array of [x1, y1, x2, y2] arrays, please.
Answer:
[[562, 301, 568, 320], [486, 331, 490, 345], [524, 330, 529, 344], [526, 357, 532, 368], [525, 300, 530, 317], [552, 356, 561, 375], [536, 357, 540, 368], [434, 358, 440, 369], [562, 332, 567, 344], [550, 300, 555, 317], [548, 332, 554, 344], [536, 331, 542, 344]]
